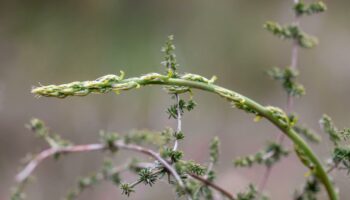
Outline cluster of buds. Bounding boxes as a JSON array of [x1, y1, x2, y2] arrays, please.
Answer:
[[32, 72, 125, 98]]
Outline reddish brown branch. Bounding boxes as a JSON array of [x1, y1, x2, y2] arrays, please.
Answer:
[[116, 142, 186, 189], [16, 144, 104, 182], [189, 173, 236, 200], [15, 141, 185, 190]]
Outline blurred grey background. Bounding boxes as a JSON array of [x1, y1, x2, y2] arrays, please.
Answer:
[[1, 0, 349, 199]]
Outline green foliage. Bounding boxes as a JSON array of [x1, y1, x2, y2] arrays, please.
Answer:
[[236, 185, 258, 200], [234, 142, 289, 168], [264, 21, 318, 48], [102, 160, 122, 185], [183, 138, 221, 200], [175, 160, 206, 176], [340, 129, 350, 141], [294, 176, 321, 200], [138, 168, 158, 186], [26, 118, 71, 148], [206, 170, 216, 182], [267, 67, 305, 97], [26, 118, 48, 138], [198, 186, 213, 200], [161, 35, 179, 77], [209, 137, 220, 164], [32, 71, 127, 98], [184, 161, 207, 176], [20, 17, 341, 200], [167, 99, 197, 119], [99, 131, 119, 153], [161, 148, 184, 163], [120, 183, 135, 197], [176, 179, 200, 198], [263, 8, 333, 199], [11, 189, 25, 200], [174, 131, 185, 140], [294, 1, 327, 16], [320, 114, 349, 146], [11, 179, 30, 200], [66, 159, 122, 200], [76, 175, 99, 194], [332, 147, 350, 174], [319, 114, 350, 176], [294, 125, 321, 144], [123, 129, 172, 147]]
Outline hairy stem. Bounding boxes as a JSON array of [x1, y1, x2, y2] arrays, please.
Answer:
[[31, 73, 338, 200]]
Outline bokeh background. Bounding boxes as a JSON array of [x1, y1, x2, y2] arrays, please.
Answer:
[[1, 0, 349, 199]]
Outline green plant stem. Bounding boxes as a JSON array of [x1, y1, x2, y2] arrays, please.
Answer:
[[32, 74, 338, 200], [132, 77, 338, 200]]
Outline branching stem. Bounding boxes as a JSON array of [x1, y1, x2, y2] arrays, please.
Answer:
[[16, 141, 186, 192], [259, 0, 302, 193], [31, 73, 338, 200]]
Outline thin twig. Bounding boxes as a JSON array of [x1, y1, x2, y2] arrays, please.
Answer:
[[16, 144, 105, 182], [66, 162, 130, 199], [192, 159, 215, 197], [116, 142, 186, 190], [327, 163, 339, 174], [173, 94, 182, 151], [189, 173, 235, 200], [16, 142, 185, 189]]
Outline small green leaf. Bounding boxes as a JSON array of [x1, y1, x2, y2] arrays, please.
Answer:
[[294, 125, 321, 144], [99, 131, 119, 153], [294, 176, 321, 200], [320, 115, 341, 146], [120, 183, 135, 197], [138, 168, 158, 186], [294, 1, 327, 16], [264, 21, 318, 49], [209, 137, 220, 164], [267, 67, 305, 97], [234, 142, 289, 168]]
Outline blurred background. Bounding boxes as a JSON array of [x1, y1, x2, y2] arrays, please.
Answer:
[[1, 0, 349, 199]]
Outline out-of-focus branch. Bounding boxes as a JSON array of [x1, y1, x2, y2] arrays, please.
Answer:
[[259, 0, 301, 193], [16, 144, 105, 182], [15, 141, 186, 191], [189, 173, 235, 200]]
